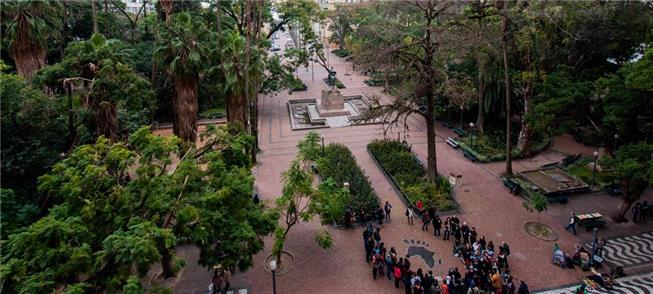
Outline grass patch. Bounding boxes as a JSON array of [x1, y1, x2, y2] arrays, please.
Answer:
[[367, 139, 456, 211], [565, 158, 610, 188], [457, 131, 550, 162]]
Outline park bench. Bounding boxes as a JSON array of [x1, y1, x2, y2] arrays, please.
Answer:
[[453, 127, 466, 137], [541, 162, 559, 168], [442, 120, 453, 129], [579, 219, 606, 231], [463, 150, 477, 162], [503, 178, 521, 195], [446, 137, 459, 148], [604, 184, 623, 197]]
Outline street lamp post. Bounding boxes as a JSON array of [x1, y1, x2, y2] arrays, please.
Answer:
[[469, 122, 475, 148], [592, 150, 599, 187], [459, 105, 464, 128], [269, 259, 277, 294], [320, 134, 325, 155], [590, 227, 598, 267]]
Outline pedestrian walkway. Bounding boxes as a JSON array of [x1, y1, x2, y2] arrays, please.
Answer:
[[586, 232, 653, 268], [536, 271, 653, 294]]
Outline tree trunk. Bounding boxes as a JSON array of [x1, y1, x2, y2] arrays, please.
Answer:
[[173, 76, 199, 142], [11, 30, 46, 81], [516, 79, 534, 156], [501, 10, 513, 176], [160, 0, 173, 24], [426, 92, 438, 182], [612, 198, 635, 223], [226, 93, 247, 124], [476, 56, 486, 135], [91, 0, 99, 34], [158, 239, 176, 278], [96, 101, 117, 141]]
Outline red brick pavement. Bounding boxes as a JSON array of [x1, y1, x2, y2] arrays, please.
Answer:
[[174, 41, 653, 294]]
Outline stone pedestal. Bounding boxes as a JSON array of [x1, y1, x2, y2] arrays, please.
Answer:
[[317, 88, 350, 117]]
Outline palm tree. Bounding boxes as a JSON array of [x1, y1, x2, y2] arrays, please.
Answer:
[[2, 1, 63, 81], [156, 12, 208, 143]]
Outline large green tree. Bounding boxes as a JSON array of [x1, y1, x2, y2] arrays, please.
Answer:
[[601, 143, 653, 222], [1, 125, 276, 292]]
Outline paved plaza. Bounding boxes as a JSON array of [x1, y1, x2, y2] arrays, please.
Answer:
[[175, 37, 653, 294]]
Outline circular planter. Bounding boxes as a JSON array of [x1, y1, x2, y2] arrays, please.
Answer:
[[524, 221, 559, 242], [263, 251, 295, 276]]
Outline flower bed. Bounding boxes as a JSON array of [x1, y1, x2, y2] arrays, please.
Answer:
[[316, 143, 380, 221], [367, 139, 456, 212]]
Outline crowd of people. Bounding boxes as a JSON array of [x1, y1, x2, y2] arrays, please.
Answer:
[[362, 200, 531, 294]]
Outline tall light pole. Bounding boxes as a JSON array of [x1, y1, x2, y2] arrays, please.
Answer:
[[269, 260, 277, 294], [590, 227, 598, 267], [469, 122, 475, 147], [459, 105, 464, 128], [592, 150, 599, 187]]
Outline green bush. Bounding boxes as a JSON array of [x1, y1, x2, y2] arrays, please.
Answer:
[[316, 144, 380, 217], [367, 140, 455, 211], [324, 77, 346, 89], [199, 108, 225, 119], [332, 48, 350, 57]]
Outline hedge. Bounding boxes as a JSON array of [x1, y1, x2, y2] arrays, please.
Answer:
[[367, 140, 456, 211], [316, 143, 380, 218]]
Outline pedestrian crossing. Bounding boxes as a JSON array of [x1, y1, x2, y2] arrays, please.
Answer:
[[587, 232, 653, 268], [536, 271, 653, 294]]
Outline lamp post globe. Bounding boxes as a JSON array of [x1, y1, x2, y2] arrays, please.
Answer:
[[269, 259, 277, 294]]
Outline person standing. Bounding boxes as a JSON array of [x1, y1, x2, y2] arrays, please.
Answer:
[[565, 212, 577, 235], [211, 268, 223, 294], [632, 203, 641, 223], [433, 215, 442, 237], [422, 212, 431, 231], [500, 241, 511, 268], [406, 207, 415, 225], [641, 201, 649, 223], [344, 206, 353, 228], [365, 236, 374, 262], [443, 221, 450, 241], [470, 227, 478, 244], [386, 254, 394, 280], [517, 280, 529, 294], [385, 201, 393, 221], [394, 264, 402, 288], [374, 228, 382, 244], [372, 255, 379, 280]]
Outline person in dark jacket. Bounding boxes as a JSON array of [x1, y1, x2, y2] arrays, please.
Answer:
[[433, 216, 442, 237], [518, 280, 529, 294]]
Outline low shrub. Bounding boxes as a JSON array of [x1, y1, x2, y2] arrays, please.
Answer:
[[323, 77, 346, 89], [332, 48, 350, 57], [199, 108, 225, 119], [367, 140, 455, 211], [316, 143, 380, 219]]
